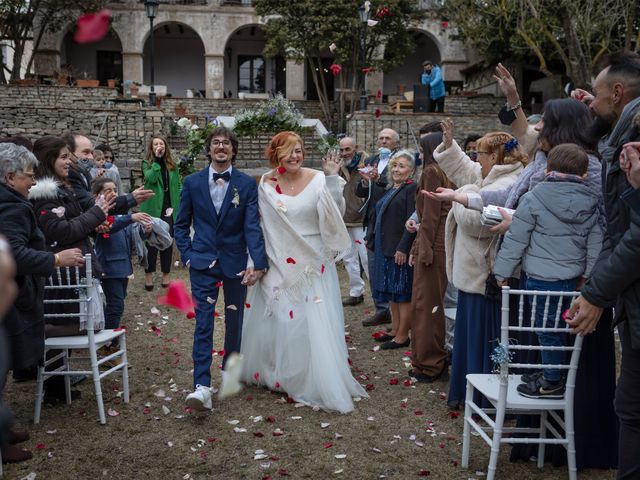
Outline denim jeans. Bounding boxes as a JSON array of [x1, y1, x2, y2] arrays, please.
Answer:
[[101, 278, 129, 331], [523, 276, 577, 383]]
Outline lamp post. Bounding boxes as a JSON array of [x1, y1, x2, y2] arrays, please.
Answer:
[[145, 0, 159, 107], [358, 3, 370, 112]]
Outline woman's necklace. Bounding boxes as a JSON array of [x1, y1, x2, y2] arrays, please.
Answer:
[[279, 171, 301, 192]]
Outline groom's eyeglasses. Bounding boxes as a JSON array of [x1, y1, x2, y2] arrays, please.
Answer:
[[211, 139, 231, 147]]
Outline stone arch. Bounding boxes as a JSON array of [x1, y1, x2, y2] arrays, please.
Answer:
[[223, 24, 284, 98], [59, 23, 124, 85], [142, 22, 206, 97], [383, 28, 442, 96]]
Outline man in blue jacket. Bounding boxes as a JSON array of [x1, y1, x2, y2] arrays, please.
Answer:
[[421, 61, 445, 113], [174, 126, 268, 411]]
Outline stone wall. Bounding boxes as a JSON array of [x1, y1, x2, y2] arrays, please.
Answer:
[[347, 111, 505, 155], [0, 85, 509, 188]]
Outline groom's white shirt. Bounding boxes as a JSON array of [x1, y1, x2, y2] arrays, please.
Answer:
[[209, 165, 233, 213]]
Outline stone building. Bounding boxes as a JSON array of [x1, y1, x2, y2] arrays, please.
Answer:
[[33, 0, 470, 101]]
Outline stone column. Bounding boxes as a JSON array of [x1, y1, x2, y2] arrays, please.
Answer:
[[285, 59, 305, 101], [34, 49, 60, 76], [122, 52, 143, 85], [367, 70, 384, 100], [205, 54, 224, 99]]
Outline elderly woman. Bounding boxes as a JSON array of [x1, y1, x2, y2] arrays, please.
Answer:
[[370, 150, 417, 350], [428, 121, 527, 409], [0, 143, 84, 460]]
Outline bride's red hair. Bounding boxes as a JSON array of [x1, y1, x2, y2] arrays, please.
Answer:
[[265, 131, 304, 168]]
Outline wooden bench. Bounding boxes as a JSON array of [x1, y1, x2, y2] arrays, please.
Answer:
[[389, 100, 414, 113]]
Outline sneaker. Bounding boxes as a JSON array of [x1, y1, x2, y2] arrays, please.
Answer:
[[186, 385, 213, 411], [517, 377, 565, 399], [520, 370, 543, 384]]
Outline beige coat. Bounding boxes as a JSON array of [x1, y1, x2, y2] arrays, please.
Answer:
[[434, 141, 524, 294]]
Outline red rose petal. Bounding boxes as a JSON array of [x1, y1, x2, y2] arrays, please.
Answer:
[[365, 383, 375, 391], [40, 210, 47, 215], [277, 468, 289, 476], [375, 108, 381, 118], [377, 89, 382, 98], [323, 441, 333, 448], [214, 312, 220, 317], [245, 395, 253, 401], [218, 349, 226, 357], [102, 233, 110, 239], [254, 372, 260, 381], [207, 437, 219, 443], [403, 379, 412, 387], [414, 410, 423, 416], [186, 311, 195, 319], [157, 280, 195, 313], [215, 281, 223, 288], [275, 381, 281, 389], [270, 177, 278, 182], [438, 442, 445, 448], [418, 470, 431, 476], [74, 9, 112, 44], [321, 263, 325, 273], [35, 443, 45, 450], [114, 327, 126, 333], [277, 166, 286, 175], [406, 179, 414, 184], [400, 401, 407, 408], [448, 411, 460, 419], [275, 184, 283, 194], [266, 415, 276, 423], [254, 432, 264, 437], [245, 303, 251, 308], [355, 239, 362, 244], [286, 257, 296, 264], [289, 310, 293, 319], [389, 378, 399, 385], [270, 455, 280, 461], [143, 407, 151, 415]]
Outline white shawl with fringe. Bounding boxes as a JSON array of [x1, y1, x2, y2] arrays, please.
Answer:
[[257, 172, 350, 303]]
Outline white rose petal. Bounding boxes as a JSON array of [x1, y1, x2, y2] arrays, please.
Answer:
[[165, 208, 173, 217], [334, 454, 347, 459], [367, 19, 378, 27], [329, 43, 337, 52], [431, 306, 439, 314]]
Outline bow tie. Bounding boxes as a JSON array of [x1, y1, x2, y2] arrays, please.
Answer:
[[212, 172, 231, 183]]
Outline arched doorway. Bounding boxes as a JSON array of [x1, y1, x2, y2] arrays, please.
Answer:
[[61, 28, 123, 85], [383, 30, 440, 96], [224, 25, 284, 98], [143, 23, 205, 97]]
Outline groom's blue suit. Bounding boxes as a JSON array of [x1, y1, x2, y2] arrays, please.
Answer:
[[174, 166, 268, 389]]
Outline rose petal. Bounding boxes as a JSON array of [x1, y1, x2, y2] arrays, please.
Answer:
[[227, 304, 237, 310], [289, 310, 294, 319], [323, 442, 333, 448], [107, 408, 120, 417], [74, 9, 112, 44], [275, 184, 283, 194], [165, 208, 174, 217], [186, 311, 195, 319], [206, 297, 215, 304], [286, 257, 296, 264], [157, 280, 195, 313], [389, 378, 399, 385]]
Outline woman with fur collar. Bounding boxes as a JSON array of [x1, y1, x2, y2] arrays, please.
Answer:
[[29, 136, 114, 337], [427, 121, 527, 409]]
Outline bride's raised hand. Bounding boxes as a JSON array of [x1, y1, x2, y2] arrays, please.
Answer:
[[322, 149, 343, 176]]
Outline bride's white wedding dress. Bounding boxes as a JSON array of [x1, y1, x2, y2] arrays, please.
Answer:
[[240, 171, 367, 413]]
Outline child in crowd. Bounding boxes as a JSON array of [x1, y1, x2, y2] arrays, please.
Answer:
[[92, 177, 152, 352], [91, 149, 123, 194], [493, 143, 603, 398]]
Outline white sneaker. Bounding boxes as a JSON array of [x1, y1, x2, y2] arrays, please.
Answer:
[[186, 385, 213, 411]]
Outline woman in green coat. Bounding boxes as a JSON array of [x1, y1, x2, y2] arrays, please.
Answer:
[[140, 135, 181, 290]]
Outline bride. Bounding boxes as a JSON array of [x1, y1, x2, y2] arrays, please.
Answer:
[[240, 131, 367, 413]]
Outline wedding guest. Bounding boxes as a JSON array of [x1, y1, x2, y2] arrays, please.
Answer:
[[140, 135, 181, 291], [407, 132, 452, 381], [370, 150, 417, 350]]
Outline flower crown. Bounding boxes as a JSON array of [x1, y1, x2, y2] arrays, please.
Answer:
[[503, 138, 519, 153]]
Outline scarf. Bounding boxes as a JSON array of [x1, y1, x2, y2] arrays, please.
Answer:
[[257, 174, 351, 306], [599, 96, 640, 164]]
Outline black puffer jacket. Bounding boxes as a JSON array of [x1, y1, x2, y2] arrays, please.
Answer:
[[582, 111, 640, 348], [29, 177, 105, 275], [0, 182, 54, 369]]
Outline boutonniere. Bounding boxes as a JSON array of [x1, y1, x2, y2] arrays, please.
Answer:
[[406, 179, 414, 185], [231, 187, 240, 208]]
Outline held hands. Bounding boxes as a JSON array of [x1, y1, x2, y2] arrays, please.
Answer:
[[322, 150, 343, 176], [441, 118, 454, 149], [620, 142, 640, 189], [56, 248, 85, 267], [493, 63, 520, 106], [132, 186, 155, 205], [394, 251, 407, 265], [95, 221, 111, 234], [408, 254, 415, 267], [240, 267, 265, 286], [489, 208, 513, 235], [564, 296, 603, 335], [405, 219, 420, 233]]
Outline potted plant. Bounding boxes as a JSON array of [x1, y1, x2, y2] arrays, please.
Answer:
[[174, 103, 187, 117], [130, 82, 141, 97], [55, 69, 70, 86], [107, 78, 118, 88], [76, 72, 99, 87]]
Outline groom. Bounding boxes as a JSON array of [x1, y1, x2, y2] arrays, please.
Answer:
[[174, 126, 268, 411]]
